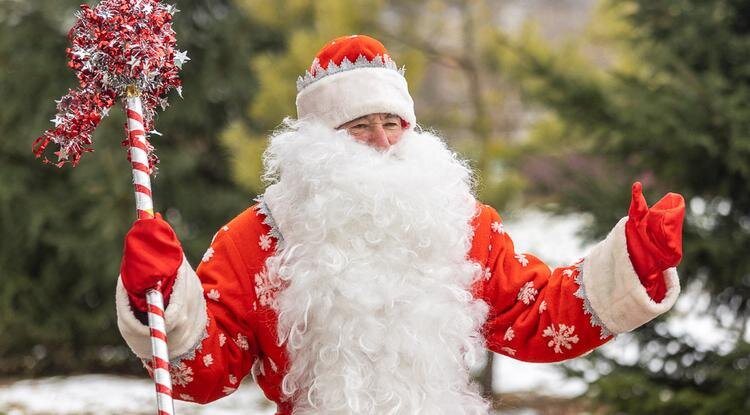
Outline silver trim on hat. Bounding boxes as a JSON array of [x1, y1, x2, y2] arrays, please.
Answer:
[[296, 54, 406, 92]]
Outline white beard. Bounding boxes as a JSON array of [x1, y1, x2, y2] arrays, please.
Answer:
[[261, 120, 490, 414]]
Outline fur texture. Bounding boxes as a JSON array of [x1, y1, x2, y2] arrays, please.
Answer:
[[261, 120, 490, 414], [582, 218, 681, 334], [116, 256, 207, 360]]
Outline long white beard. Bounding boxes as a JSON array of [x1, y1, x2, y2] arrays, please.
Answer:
[[261, 120, 490, 414]]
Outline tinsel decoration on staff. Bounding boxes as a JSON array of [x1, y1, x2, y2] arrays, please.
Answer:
[[32, 0, 188, 170], [32, 1, 189, 414]]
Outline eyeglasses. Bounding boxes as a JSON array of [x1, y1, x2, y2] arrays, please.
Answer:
[[340, 115, 404, 137]]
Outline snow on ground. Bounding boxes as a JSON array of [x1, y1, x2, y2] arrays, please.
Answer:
[[0, 375, 275, 415], [0, 374, 541, 415]]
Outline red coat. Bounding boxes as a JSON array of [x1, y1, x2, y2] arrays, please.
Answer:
[[116, 202, 679, 414]]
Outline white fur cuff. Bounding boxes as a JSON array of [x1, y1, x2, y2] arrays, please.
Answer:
[[116, 255, 208, 360], [582, 217, 680, 334]]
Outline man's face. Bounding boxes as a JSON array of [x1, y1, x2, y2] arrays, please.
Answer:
[[338, 113, 405, 150]]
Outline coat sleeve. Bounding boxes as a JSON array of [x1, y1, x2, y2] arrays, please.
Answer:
[[116, 219, 263, 404], [470, 204, 680, 363]]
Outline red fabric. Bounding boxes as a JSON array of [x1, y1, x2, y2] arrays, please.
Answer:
[[154, 205, 286, 406], [164, 203, 621, 411], [469, 205, 613, 362], [625, 182, 685, 302], [312, 35, 389, 74], [120, 213, 182, 312]]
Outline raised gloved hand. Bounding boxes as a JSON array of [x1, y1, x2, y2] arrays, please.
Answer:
[[625, 182, 685, 302], [120, 213, 183, 313]]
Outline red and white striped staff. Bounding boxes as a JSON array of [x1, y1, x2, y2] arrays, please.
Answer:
[[126, 88, 175, 415], [33, 3, 186, 412], [126, 90, 155, 220], [146, 288, 174, 415]]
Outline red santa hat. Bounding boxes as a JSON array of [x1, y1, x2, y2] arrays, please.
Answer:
[[296, 35, 416, 129]]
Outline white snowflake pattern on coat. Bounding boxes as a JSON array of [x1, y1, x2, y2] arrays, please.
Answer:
[[229, 374, 238, 385], [539, 300, 547, 314], [491, 221, 505, 234], [222, 386, 237, 395], [254, 268, 286, 308], [515, 253, 529, 267], [517, 281, 538, 305], [201, 247, 214, 263], [202, 354, 214, 367], [258, 233, 273, 251], [206, 288, 220, 302], [503, 326, 515, 341], [562, 269, 574, 278], [500, 346, 516, 356], [179, 393, 194, 402], [170, 362, 194, 387], [234, 333, 250, 351], [542, 323, 580, 354], [218, 333, 226, 347]]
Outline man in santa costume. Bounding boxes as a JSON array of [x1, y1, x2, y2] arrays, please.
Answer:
[[117, 35, 685, 414]]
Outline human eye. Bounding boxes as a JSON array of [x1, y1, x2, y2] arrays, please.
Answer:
[[348, 123, 369, 134], [383, 121, 400, 130]]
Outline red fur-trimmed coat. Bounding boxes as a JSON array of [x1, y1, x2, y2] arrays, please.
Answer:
[[116, 202, 679, 414]]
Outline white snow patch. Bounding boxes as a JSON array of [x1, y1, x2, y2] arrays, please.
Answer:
[[494, 358, 588, 398], [0, 374, 275, 415], [502, 209, 593, 267]]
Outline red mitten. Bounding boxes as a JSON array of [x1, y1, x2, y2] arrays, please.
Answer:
[[120, 213, 183, 313], [625, 182, 685, 302]]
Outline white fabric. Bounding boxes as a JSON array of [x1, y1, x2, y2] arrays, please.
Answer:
[[116, 256, 208, 360], [296, 67, 416, 129], [582, 218, 680, 334], [262, 120, 489, 414]]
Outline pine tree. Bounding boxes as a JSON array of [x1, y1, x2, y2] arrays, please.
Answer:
[[491, 0, 750, 412]]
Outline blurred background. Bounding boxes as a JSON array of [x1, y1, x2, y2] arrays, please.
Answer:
[[1, 0, 749, 413]]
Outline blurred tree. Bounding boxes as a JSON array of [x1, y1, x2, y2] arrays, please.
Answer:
[[490, 0, 750, 412], [0, 0, 275, 375]]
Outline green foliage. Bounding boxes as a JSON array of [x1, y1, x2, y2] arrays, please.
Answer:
[[580, 341, 750, 414], [0, 0, 273, 375], [493, 0, 750, 411], [220, 121, 266, 194]]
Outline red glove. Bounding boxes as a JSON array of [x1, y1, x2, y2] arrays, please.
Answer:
[[625, 182, 685, 302], [120, 213, 183, 313]]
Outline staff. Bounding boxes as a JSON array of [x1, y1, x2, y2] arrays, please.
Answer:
[[32, 1, 188, 413]]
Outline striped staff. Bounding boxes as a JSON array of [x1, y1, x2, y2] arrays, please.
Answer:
[[126, 86, 175, 415], [146, 287, 174, 415], [33, 2, 186, 413], [126, 87, 155, 220]]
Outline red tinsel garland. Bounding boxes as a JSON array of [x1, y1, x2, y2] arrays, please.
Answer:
[[33, 0, 188, 170]]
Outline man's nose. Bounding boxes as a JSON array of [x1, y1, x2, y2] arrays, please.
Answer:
[[370, 125, 390, 149]]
